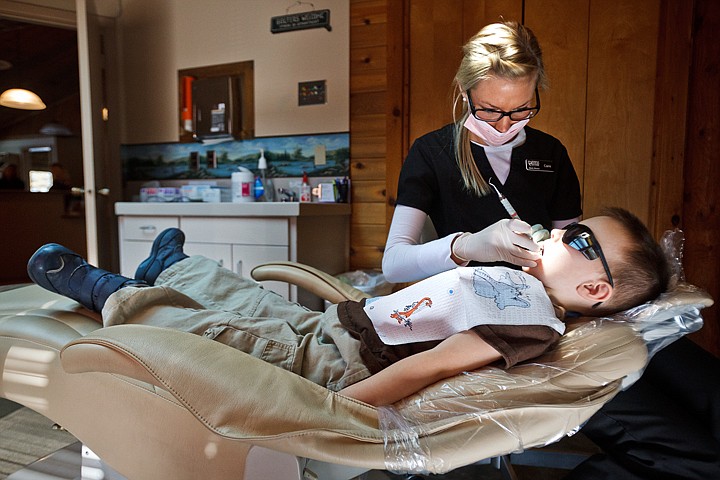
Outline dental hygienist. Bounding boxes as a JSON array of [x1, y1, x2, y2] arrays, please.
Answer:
[[382, 21, 581, 284]]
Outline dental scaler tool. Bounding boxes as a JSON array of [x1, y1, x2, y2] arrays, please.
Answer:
[[488, 178, 519, 219], [488, 178, 550, 242]]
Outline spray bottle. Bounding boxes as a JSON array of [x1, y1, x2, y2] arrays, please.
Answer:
[[300, 171, 311, 203]]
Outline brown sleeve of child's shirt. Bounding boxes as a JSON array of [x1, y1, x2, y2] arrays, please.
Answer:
[[471, 324, 561, 368]]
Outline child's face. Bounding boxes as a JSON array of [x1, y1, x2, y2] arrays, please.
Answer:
[[524, 216, 629, 309]]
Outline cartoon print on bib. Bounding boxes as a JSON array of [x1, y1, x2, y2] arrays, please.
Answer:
[[363, 267, 564, 345], [472, 268, 531, 309], [390, 297, 432, 331]]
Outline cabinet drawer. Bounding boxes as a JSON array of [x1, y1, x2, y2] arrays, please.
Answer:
[[121, 216, 179, 241], [180, 217, 289, 246]]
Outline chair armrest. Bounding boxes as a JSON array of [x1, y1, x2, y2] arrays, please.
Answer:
[[251, 261, 370, 303]]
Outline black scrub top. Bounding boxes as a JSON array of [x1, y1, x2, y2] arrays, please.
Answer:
[[396, 123, 582, 238]]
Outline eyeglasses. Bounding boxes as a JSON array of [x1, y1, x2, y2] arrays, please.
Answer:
[[562, 223, 614, 287], [466, 88, 541, 122]]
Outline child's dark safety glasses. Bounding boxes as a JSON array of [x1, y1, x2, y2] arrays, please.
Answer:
[[562, 223, 614, 287]]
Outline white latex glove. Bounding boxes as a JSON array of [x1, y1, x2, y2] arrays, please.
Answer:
[[451, 219, 542, 267]]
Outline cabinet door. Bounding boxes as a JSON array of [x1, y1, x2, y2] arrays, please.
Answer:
[[184, 242, 233, 271], [232, 245, 290, 299], [119, 240, 152, 277]]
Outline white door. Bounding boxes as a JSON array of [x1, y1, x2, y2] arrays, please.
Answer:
[[76, 0, 121, 269]]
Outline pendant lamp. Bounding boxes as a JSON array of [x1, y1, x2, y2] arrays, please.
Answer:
[[0, 88, 47, 110]]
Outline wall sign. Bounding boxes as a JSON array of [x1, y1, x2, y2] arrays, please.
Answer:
[[270, 9, 331, 33]]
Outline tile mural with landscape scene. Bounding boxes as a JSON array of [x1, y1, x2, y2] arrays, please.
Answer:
[[121, 132, 349, 181]]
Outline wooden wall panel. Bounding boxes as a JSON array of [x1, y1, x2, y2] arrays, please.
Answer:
[[408, 0, 466, 142], [525, 0, 590, 191], [351, 156, 387, 180], [350, 0, 392, 270], [462, 0, 522, 36], [350, 140, 386, 161], [351, 180, 387, 202], [649, 0, 692, 237], [383, 0, 407, 229], [682, 0, 719, 356], [583, 0, 661, 223], [351, 223, 388, 247], [407, 1, 523, 144]]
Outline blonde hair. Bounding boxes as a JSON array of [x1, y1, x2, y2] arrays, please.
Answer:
[[453, 21, 547, 196]]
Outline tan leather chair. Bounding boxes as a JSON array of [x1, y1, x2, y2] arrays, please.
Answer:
[[0, 263, 713, 480]]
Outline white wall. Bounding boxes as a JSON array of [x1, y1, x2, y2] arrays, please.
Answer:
[[117, 0, 349, 144]]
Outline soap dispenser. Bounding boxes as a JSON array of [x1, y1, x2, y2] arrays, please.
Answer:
[[255, 148, 273, 201]]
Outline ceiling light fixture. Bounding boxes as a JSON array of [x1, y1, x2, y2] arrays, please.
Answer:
[[0, 88, 47, 110]]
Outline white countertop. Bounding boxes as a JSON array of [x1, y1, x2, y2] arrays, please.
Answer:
[[114, 201, 351, 217]]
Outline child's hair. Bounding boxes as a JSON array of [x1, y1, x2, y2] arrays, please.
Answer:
[[452, 21, 547, 197], [593, 207, 671, 315]]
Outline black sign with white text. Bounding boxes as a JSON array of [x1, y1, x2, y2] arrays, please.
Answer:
[[271, 9, 332, 33]]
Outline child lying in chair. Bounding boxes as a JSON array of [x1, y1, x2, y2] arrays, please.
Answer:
[[27, 207, 668, 406]]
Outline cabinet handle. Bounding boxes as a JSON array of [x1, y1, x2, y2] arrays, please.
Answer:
[[236, 260, 243, 277], [139, 225, 157, 233]]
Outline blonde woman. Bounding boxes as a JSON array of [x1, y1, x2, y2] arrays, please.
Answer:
[[382, 21, 581, 283]]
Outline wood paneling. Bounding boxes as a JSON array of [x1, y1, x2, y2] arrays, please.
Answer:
[[351, 202, 387, 225], [351, 179, 386, 202], [682, 0, 720, 356], [461, 0, 522, 35], [650, 0, 693, 237], [350, 134, 386, 157], [583, 0, 661, 223], [350, 0, 393, 270], [351, 223, 388, 246], [408, 0, 465, 142], [525, 0, 590, 188], [351, 156, 387, 180]]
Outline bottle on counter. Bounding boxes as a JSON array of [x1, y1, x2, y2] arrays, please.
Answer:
[[231, 167, 255, 203], [255, 148, 273, 201], [254, 175, 265, 201], [300, 171, 311, 203]]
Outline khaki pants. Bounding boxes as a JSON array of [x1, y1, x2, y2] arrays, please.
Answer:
[[102, 256, 371, 391]]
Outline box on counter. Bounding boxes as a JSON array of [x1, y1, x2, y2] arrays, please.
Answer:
[[140, 187, 179, 202]]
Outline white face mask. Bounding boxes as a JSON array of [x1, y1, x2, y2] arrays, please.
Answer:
[[463, 115, 529, 147]]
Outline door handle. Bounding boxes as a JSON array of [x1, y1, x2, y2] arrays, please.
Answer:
[[71, 187, 110, 196]]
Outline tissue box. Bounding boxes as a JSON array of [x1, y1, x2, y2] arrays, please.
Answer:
[[140, 187, 179, 202]]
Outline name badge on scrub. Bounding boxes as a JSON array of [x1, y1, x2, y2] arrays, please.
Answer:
[[525, 159, 554, 172]]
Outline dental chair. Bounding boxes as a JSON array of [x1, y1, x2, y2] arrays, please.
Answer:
[[0, 245, 713, 479]]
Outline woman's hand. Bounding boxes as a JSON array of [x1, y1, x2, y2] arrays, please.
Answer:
[[451, 219, 541, 267]]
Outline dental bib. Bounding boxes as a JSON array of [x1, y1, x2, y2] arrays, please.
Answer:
[[363, 267, 565, 345]]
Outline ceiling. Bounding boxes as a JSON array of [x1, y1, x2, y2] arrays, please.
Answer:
[[0, 17, 79, 132]]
